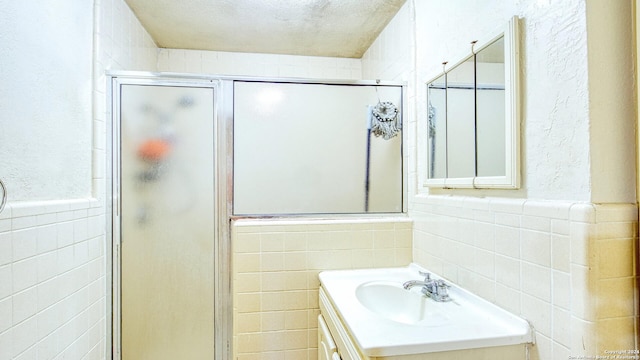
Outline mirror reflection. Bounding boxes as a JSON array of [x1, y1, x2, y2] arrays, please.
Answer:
[[446, 56, 476, 178], [476, 37, 506, 177], [427, 74, 446, 178]]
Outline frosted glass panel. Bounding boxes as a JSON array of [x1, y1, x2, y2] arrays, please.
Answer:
[[233, 81, 402, 215], [120, 85, 215, 360]]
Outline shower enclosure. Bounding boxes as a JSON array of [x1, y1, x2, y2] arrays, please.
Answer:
[[108, 73, 405, 360], [108, 74, 232, 360]]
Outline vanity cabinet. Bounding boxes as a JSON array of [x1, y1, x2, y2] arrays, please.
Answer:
[[318, 287, 527, 360], [319, 287, 366, 360], [318, 314, 340, 360]]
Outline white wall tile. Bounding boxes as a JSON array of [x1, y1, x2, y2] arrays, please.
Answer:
[[232, 218, 411, 359], [12, 228, 37, 262], [12, 217, 37, 231], [522, 293, 552, 337], [521, 262, 551, 302], [552, 270, 571, 311], [495, 225, 520, 258], [570, 222, 595, 266], [36, 333, 57, 360], [570, 317, 597, 355], [13, 344, 37, 360], [37, 303, 61, 340], [2, 199, 107, 360], [495, 255, 520, 289], [0, 329, 11, 359], [551, 234, 570, 272], [12, 287, 37, 325], [0, 297, 12, 333], [0, 220, 11, 236], [0, 265, 13, 300], [594, 203, 638, 222], [12, 258, 37, 293], [37, 279, 61, 313], [522, 215, 551, 232], [495, 283, 521, 315], [0, 233, 12, 266], [57, 221, 74, 248], [410, 196, 636, 355], [520, 229, 551, 267], [36, 252, 57, 283], [11, 316, 37, 358], [159, 49, 362, 80], [36, 225, 57, 254]]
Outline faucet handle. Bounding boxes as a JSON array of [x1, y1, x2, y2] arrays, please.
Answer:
[[435, 280, 451, 301], [418, 271, 431, 281]]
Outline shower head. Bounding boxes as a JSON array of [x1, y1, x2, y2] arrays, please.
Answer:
[[370, 101, 400, 140]]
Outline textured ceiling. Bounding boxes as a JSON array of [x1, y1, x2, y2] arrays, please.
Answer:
[[125, 0, 406, 58]]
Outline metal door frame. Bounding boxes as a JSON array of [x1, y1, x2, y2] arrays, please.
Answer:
[[106, 71, 407, 360], [106, 72, 234, 360]]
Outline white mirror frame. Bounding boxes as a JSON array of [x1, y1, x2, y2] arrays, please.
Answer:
[[423, 16, 521, 189]]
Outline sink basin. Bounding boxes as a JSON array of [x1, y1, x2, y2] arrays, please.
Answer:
[[355, 281, 449, 326], [319, 264, 534, 357]]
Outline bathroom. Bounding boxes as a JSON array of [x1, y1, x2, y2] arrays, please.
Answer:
[[0, 0, 637, 359]]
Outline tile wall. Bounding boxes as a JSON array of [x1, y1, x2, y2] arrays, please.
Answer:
[[0, 200, 105, 359], [232, 218, 413, 360], [411, 197, 638, 359], [360, 2, 413, 83], [157, 49, 362, 80]]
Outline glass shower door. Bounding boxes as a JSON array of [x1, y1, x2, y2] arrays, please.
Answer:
[[119, 84, 215, 360]]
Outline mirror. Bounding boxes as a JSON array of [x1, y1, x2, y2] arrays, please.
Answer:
[[427, 74, 446, 178], [446, 55, 476, 178], [424, 16, 520, 189], [476, 37, 506, 177]]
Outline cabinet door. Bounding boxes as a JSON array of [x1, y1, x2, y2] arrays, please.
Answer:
[[318, 315, 338, 360]]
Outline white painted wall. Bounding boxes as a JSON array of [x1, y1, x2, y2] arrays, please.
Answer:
[[0, 2, 94, 201], [0, 0, 158, 359], [586, 0, 635, 203], [412, 0, 635, 203], [415, 0, 595, 201]]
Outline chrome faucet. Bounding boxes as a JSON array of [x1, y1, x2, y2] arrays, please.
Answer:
[[402, 271, 451, 302]]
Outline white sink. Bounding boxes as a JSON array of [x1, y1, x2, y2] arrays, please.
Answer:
[[319, 264, 533, 357], [355, 281, 450, 326]]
